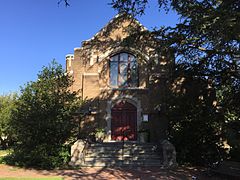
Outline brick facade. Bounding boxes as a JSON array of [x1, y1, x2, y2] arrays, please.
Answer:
[[66, 14, 174, 143]]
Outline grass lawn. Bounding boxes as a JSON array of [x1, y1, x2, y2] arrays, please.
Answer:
[[0, 178, 63, 180]]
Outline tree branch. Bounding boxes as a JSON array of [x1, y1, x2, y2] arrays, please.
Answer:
[[58, 0, 70, 7]]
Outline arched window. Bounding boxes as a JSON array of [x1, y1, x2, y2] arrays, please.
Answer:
[[110, 52, 138, 87]]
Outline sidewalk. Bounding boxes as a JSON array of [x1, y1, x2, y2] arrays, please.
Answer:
[[0, 164, 226, 179]]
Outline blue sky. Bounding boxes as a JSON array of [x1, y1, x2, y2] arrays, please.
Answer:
[[0, 0, 179, 95]]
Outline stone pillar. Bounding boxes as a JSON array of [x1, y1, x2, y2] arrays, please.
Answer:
[[160, 139, 177, 168], [69, 140, 87, 166]]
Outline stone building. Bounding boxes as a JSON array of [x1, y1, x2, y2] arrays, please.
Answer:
[[66, 14, 174, 143]]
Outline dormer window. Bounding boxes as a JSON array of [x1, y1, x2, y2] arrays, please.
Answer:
[[110, 52, 138, 87]]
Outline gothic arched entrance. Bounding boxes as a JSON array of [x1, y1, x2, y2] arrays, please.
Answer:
[[111, 101, 137, 141]]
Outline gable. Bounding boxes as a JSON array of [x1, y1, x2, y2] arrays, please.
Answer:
[[82, 13, 147, 45]]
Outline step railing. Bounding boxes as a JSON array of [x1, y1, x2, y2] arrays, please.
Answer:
[[121, 129, 132, 161]]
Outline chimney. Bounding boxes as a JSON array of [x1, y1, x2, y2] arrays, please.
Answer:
[[66, 54, 74, 73]]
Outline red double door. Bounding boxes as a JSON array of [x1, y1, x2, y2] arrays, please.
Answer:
[[111, 101, 137, 141]]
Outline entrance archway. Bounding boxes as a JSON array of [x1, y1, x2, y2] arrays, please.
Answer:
[[111, 101, 137, 141]]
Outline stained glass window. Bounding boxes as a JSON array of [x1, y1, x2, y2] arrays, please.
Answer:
[[110, 53, 138, 87]]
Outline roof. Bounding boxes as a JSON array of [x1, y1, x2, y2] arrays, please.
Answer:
[[83, 13, 147, 44]]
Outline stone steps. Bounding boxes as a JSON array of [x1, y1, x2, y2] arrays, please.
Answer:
[[85, 153, 160, 158], [86, 149, 158, 154], [82, 161, 163, 167], [84, 156, 162, 161], [80, 142, 163, 167]]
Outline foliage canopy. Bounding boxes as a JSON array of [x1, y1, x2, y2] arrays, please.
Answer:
[[9, 61, 81, 168], [0, 93, 17, 149], [109, 0, 240, 164], [58, 0, 240, 165]]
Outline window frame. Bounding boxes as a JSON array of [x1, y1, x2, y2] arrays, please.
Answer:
[[109, 52, 139, 88]]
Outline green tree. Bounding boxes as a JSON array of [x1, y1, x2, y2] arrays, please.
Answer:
[[217, 71, 240, 161], [109, 0, 240, 164], [110, 0, 239, 63], [167, 65, 226, 165], [10, 60, 81, 168], [0, 93, 17, 149], [62, 0, 239, 164]]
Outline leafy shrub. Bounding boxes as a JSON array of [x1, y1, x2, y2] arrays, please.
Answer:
[[0, 93, 17, 149], [167, 68, 226, 165], [9, 61, 81, 169]]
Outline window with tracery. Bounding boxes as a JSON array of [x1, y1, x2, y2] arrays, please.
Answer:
[[110, 53, 138, 87]]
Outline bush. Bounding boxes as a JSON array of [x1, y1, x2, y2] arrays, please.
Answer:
[[167, 69, 226, 166], [0, 93, 17, 149], [9, 60, 81, 169], [6, 144, 71, 169]]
